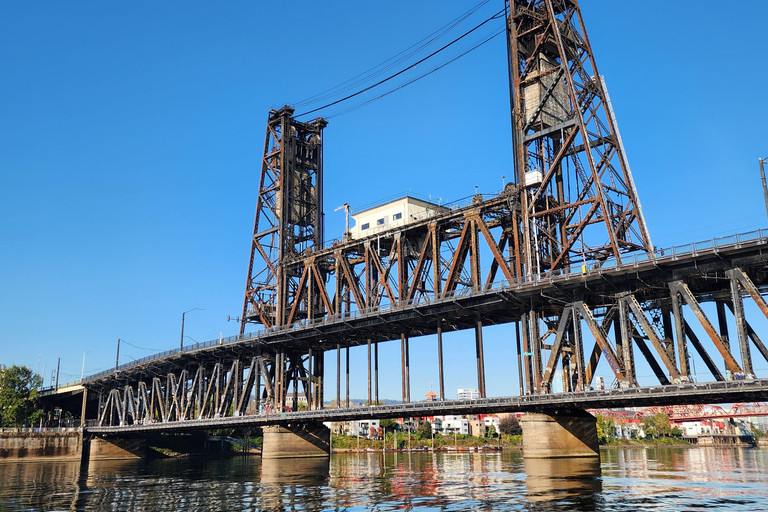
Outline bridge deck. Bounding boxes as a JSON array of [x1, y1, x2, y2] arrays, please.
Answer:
[[86, 377, 768, 435]]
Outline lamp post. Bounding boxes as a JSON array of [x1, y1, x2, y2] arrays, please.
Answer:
[[760, 158, 768, 224], [80, 351, 91, 381], [180, 308, 203, 351]]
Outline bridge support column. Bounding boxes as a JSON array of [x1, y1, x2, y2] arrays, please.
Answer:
[[520, 409, 599, 458], [262, 423, 330, 459], [88, 436, 147, 461]]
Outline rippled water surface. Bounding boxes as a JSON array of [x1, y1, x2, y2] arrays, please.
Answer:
[[2, 447, 768, 511]]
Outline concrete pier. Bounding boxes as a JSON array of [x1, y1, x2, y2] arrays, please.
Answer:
[[519, 409, 599, 458], [261, 424, 330, 459], [87, 436, 147, 461]]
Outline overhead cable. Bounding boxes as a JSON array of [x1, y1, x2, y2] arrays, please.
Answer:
[[323, 28, 505, 119], [295, 9, 505, 118], [294, 0, 491, 108]]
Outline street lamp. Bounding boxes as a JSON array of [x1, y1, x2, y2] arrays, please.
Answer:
[[180, 308, 203, 351], [760, 157, 768, 224], [80, 351, 91, 381]]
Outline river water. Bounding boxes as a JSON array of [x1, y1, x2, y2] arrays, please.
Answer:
[[2, 447, 767, 511]]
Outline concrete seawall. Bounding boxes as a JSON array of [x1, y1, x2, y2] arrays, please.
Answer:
[[0, 430, 83, 461]]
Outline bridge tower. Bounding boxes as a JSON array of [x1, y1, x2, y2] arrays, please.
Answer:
[[239, 106, 328, 412], [505, 0, 654, 457], [506, 0, 653, 278]]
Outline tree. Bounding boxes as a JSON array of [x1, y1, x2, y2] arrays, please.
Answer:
[[499, 415, 522, 436], [380, 418, 398, 430], [0, 365, 43, 428], [416, 420, 432, 439], [595, 414, 616, 444], [642, 413, 673, 438], [596, 414, 616, 444]]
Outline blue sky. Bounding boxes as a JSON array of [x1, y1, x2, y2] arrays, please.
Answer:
[[1, 1, 767, 398]]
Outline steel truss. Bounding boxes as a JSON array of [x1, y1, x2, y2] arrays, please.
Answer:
[[506, 0, 652, 275], [94, 347, 325, 426], [93, 255, 768, 427], [640, 402, 768, 421], [521, 266, 768, 397]]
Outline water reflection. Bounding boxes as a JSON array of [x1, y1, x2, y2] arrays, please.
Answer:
[[524, 457, 602, 506], [2, 448, 768, 510], [260, 456, 330, 484]]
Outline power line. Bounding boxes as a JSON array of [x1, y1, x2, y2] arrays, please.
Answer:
[[294, 0, 491, 108], [120, 339, 156, 351], [323, 28, 505, 119], [295, 9, 505, 118]]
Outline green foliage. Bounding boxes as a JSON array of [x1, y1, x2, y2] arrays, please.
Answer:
[[596, 414, 616, 444], [642, 413, 674, 438], [416, 421, 432, 439], [379, 418, 398, 430], [498, 415, 522, 436], [0, 365, 43, 428], [484, 425, 497, 438]]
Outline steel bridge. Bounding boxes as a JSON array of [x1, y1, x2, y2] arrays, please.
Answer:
[[49, 1, 768, 437], [72, 229, 768, 433]]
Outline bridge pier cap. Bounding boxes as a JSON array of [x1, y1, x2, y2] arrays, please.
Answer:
[[520, 409, 599, 459]]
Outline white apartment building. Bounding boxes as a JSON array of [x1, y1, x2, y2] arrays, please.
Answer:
[[433, 415, 469, 435], [350, 196, 448, 239], [483, 415, 500, 433], [457, 388, 480, 400], [346, 419, 380, 438]]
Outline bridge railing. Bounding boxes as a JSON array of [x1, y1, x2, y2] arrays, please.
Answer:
[[72, 228, 768, 387]]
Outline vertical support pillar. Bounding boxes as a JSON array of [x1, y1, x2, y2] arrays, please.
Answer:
[[97, 391, 104, 426], [316, 349, 324, 409], [661, 306, 677, 363], [80, 388, 88, 428], [475, 318, 486, 398], [437, 318, 445, 401], [572, 311, 586, 391], [521, 312, 533, 394], [336, 344, 341, 408], [307, 349, 313, 410], [401, 333, 410, 403], [374, 341, 379, 405], [367, 339, 372, 405], [529, 309, 542, 392], [728, 270, 754, 376], [617, 299, 636, 385], [716, 301, 731, 351], [345, 346, 350, 408], [292, 354, 299, 411], [669, 284, 691, 379], [516, 320, 524, 396], [255, 355, 262, 413]]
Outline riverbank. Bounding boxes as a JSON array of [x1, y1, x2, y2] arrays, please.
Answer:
[[600, 438, 692, 449], [330, 433, 522, 453]]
